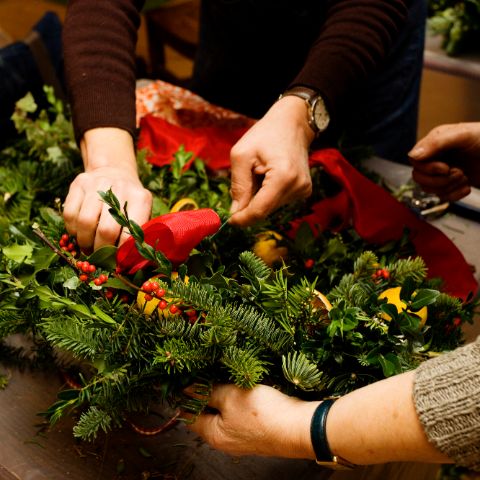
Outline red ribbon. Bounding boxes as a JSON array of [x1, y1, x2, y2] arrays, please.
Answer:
[[290, 149, 477, 302], [116, 209, 221, 274]]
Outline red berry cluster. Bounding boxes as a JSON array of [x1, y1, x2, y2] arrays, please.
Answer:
[[371, 268, 390, 282], [141, 280, 198, 321], [141, 280, 166, 301], [59, 233, 77, 257], [76, 260, 108, 286]]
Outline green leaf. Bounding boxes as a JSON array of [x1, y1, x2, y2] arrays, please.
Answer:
[[57, 389, 80, 400], [410, 289, 440, 310], [63, 275, 81, 290], [400, 277, 416, 302], [92, 305, 116, 325], [378, 353, 401, 377], [2, 244, 34, 263], [379, 303, 398, 320], [15, 92, 37, 113], [87, 245, 118, 270], [103, 277, 136, 294]]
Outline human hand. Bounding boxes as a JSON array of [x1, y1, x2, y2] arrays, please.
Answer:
[[187, 383, 318, 459], [409, 122, 480, 202], [229, 96, 315, 226], [63, 128, 152, 252]]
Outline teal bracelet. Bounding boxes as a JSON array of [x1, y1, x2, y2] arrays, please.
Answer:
[[310, 399, 335, 462]]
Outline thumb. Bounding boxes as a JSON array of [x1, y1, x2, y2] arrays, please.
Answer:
[[409, 123, 470, 161]]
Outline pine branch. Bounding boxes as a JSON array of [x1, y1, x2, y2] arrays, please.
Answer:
[[239, 251, 272, 284], [389, 257, 427, 283], [221, 345, 269, 388], [282, 351, 325, 391], [73, 406, 113, 441], [40, 317, 108, 360]]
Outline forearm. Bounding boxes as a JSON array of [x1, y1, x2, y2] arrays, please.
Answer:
[[325, 371, 450, 465], [292, 0, 409, 121], [63, 0, 144, 140]]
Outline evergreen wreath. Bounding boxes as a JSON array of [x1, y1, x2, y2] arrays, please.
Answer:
[[0, 89, 476, 447]]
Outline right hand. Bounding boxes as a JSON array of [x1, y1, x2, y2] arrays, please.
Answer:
[[63, 128, 152, 253], [409, 122, 480, 202]]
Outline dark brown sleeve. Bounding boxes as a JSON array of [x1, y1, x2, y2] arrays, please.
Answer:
[[291, 0, 409, 121], [63, 0, 144, 141]]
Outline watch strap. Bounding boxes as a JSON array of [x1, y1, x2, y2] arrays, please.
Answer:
[[310, 399, 356, 470], [279, 86, 329, 135]]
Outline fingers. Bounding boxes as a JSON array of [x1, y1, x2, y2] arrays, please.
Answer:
[[229, 151, 257, 215], [63, 171, 152, 252], [409, 123, 472, 162], [412, 167, 471, 202], [230, 165, 312, 227]]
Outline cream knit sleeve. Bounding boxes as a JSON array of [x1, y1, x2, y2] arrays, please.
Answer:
[[413, 336, 480, 471]]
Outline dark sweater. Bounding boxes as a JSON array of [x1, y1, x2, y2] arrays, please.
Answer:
[[63, 0, 409, 140]]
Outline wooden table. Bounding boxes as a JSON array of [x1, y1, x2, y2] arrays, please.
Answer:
[[1, 160, 477, 480], [0, 365, 441, 480]]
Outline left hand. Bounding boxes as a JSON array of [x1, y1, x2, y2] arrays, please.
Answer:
[[229, 96, 315, 227], [187, 383, 318, 459]]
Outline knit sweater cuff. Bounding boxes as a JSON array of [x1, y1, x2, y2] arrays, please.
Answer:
[[413, 336, 480, 471]]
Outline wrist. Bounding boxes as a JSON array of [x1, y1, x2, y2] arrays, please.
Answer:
[[81, 127, 138, 175], [274, 96, 316, 146]]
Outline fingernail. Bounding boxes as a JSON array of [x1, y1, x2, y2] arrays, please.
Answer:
[[408, 146, 425, 158], [230, 200, 239, 214]]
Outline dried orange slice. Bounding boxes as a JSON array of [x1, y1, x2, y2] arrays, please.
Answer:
[[170, 198, 198, 212]]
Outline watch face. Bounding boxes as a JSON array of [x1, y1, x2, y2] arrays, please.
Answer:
[[312, 96, 330, 132]]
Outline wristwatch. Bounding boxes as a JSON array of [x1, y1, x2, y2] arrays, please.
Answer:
[[310, 399, 356, 470], [278, 86, 330, 135]]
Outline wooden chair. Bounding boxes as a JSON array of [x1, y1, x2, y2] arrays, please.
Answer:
[[144, 0, 200, 84]]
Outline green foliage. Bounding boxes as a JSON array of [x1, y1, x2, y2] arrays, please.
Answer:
[[428, 0, 480, 55], [0, 89, 476, 445]]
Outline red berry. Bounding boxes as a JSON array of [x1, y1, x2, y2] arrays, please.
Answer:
[[67, 242, 75, 251], [169, 305, 179, 315], [381, 269, 390, 279], [94, 278, 103, 286], [76, 261, 84, 269], [159, 300, 168, 310], [144, 294, 153, 301], [188, 315, 198, 325], [79, 274, 89, 282], [61, 233, 70, 242], [105, 290, 114, 300], [70, 250, 77, 257], [98, 274, 108, 283], [304, 259, 315, 269], [142, 281, 152, 293], [185, 309, 197, 317], [120, 294, 130, 303], [81, 262, 90, 273], [59, 239, 66, 247], [88, 264, 96, 273], [156, 288, 166, 298], [61, 246, 69, 251], [150, 282, 159, 292]]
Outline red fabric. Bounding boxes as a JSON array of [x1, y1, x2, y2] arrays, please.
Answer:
[[116, 209, 221, 275], [138, 115, 247, 170]]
